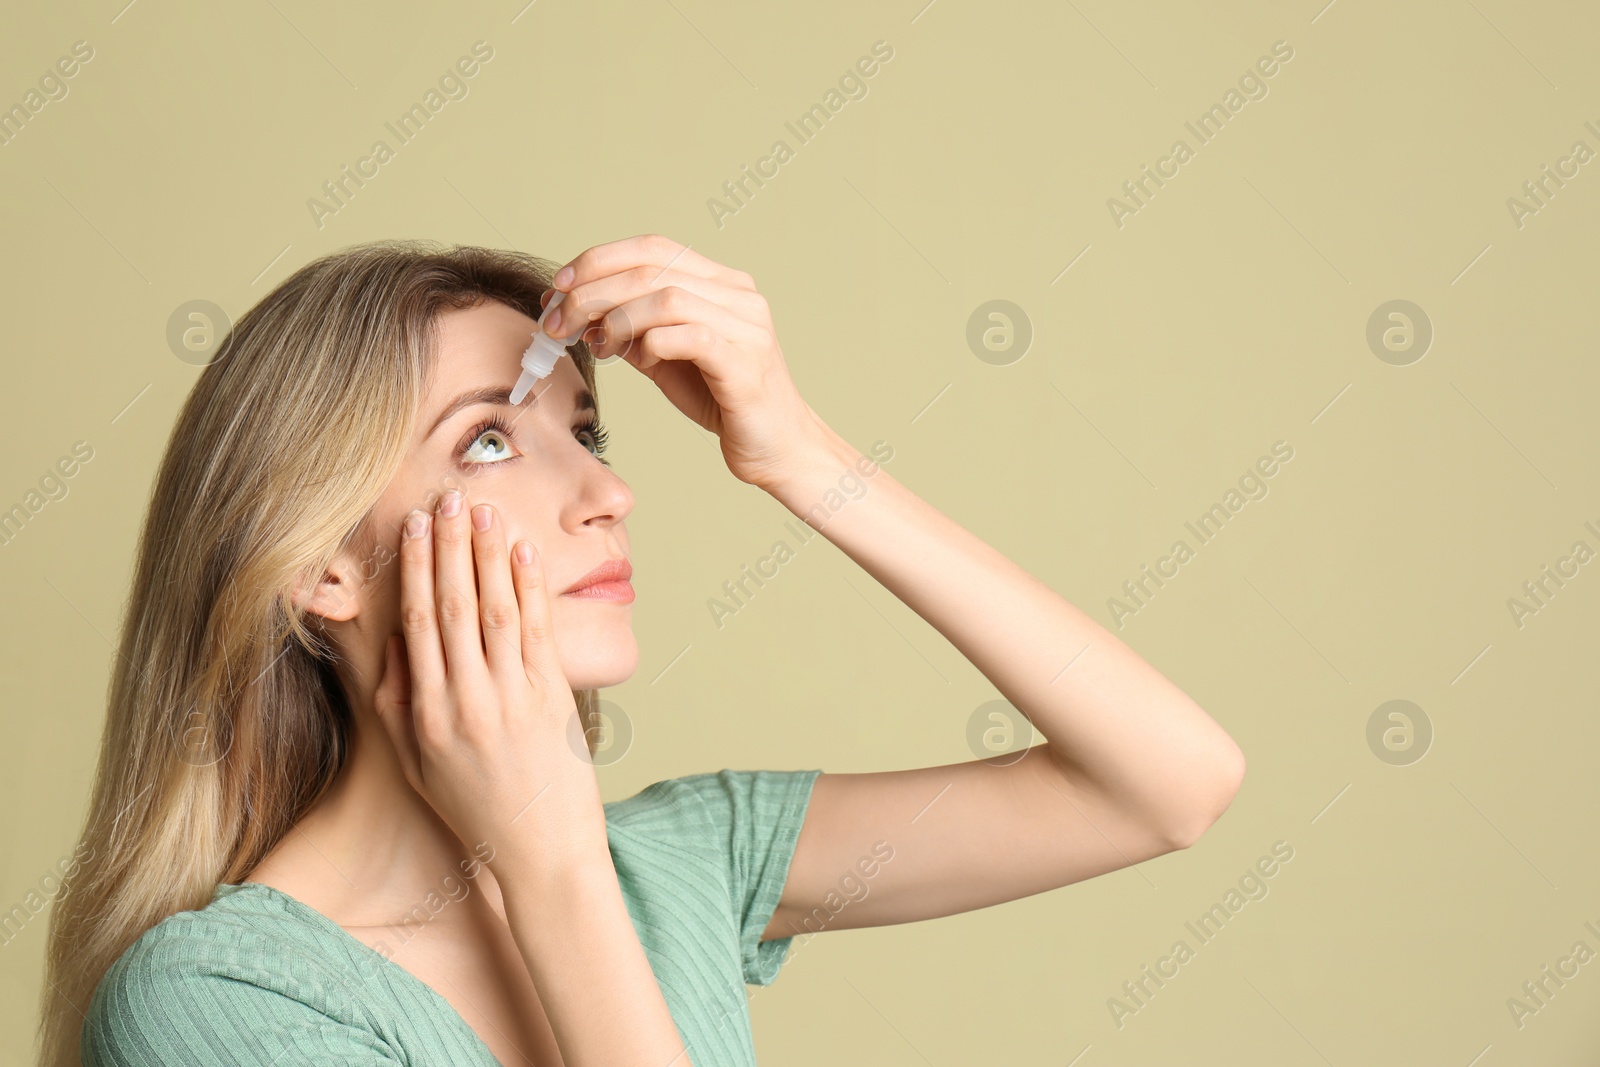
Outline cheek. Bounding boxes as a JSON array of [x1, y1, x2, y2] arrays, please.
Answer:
[[486, 503, 562, 563]]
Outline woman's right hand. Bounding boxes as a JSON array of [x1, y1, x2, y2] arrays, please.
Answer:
[[372, 493, 694, 1066], [371, 489, 610, 877]]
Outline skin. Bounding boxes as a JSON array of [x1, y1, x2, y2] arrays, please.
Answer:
[[254, 235, 1248, 1066]]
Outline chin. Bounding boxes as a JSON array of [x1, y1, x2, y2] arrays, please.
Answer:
[[557, 622, 639, 690]]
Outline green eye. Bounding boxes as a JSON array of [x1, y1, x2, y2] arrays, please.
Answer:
[[458, 415, 518, 465], [465, 429, 513, 464]]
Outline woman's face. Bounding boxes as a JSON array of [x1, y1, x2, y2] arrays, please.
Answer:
[[356, 298, 637, 690]]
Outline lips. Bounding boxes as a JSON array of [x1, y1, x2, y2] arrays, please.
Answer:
[[562, 557, 634, 601]]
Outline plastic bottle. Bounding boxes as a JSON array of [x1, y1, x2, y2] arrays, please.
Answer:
[[510, 290, 586, 405]]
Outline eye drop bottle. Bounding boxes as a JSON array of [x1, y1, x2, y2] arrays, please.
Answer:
[[510, 290, 586, 405]]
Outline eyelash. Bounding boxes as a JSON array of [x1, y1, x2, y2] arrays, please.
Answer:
[[457, 413, 611, 467]]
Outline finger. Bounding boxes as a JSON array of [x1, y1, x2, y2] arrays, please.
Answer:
[[433, 489, 489, 684], [587, 287, 752, 368], [373, 635, 423, 789], [510, 539, 563, 685], [398, 508, 446, 697], [616, 322, 730, 372], [470, 503, 522, 685], [553, 266, 765, 340], [555, 234, 754, 296]]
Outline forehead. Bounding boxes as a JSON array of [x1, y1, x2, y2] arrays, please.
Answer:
[[416, 300, 590, 441], [432, 299, 539, 377], [430, 298, 585, 387]]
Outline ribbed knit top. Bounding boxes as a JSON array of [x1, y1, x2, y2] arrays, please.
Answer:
[[82, 767, 824, 1065]]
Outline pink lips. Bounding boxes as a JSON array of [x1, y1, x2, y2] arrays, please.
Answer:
[[562, 557, 634, 602]]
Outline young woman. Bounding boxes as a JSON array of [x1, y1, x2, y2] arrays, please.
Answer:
[[40, 235, 1245, 1066]]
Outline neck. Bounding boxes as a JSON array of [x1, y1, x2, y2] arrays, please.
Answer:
[[245, 708, 507, 930]]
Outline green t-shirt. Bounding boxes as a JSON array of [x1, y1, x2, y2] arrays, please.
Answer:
[[82, 767, 824, 1066]]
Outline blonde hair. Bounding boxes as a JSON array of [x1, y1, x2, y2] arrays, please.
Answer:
[[37, 239, 602, 1066]]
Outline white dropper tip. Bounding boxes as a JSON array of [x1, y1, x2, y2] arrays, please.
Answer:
[[510, 290, 583, 405]]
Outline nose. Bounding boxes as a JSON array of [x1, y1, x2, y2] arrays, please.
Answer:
[[569, 452, 634, 533]]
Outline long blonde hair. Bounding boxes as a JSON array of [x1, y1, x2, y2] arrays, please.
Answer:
[[37, 239, 601, 1066]]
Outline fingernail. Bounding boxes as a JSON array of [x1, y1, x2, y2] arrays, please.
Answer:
[[554, 265, 574, 289], [544, 307, 562, 336], [515, 541, 534, 564], [439, 490, 462, 517], [472, 504, 492, 531], [405, 510, 428, 538]]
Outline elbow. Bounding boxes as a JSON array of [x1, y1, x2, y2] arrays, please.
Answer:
[[1164, 740, 1246, 851]]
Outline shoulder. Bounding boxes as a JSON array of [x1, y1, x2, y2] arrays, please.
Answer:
[[603, 768, 826, 988], [82, 886, 395, 1064], [605, 767, 825, 844], [603, 767, 824, 909]]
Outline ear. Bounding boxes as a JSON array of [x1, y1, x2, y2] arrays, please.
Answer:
[[290, 557, 364, 623]]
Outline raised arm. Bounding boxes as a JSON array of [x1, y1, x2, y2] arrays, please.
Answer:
[[542, 232, 1245, 937], [760, 424, 1246, 936]]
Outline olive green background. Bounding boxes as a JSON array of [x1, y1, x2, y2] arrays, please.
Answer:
[[4, 0, 1598, 1063]]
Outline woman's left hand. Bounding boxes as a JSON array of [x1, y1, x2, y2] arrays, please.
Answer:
[[541, 234, 828, 491]]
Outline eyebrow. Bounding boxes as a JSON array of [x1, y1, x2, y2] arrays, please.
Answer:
[[427, 384, 597, 441]]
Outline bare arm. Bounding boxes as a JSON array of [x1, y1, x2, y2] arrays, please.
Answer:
[[537, 231, 1243, 937], [760, 420, 1245, 934]]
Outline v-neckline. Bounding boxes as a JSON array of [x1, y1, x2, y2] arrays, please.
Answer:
[[217, 881, 504, 1064]]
